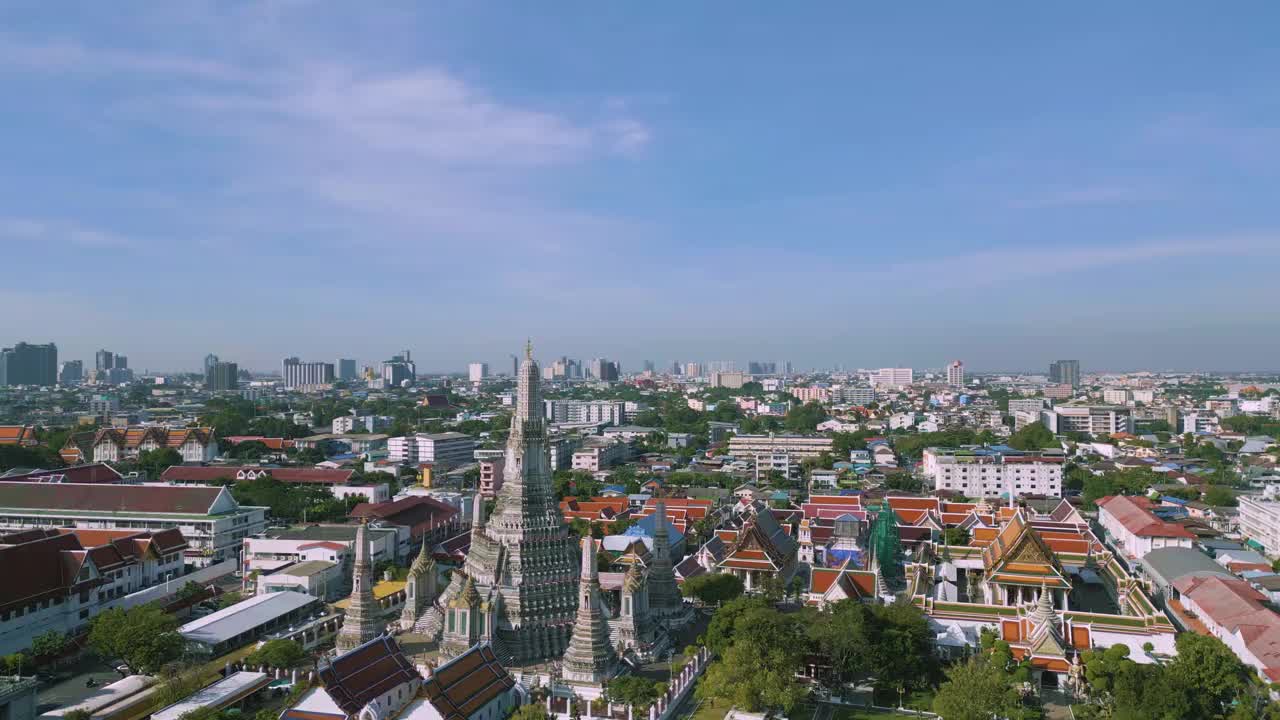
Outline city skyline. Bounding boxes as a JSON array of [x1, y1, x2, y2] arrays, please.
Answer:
[[2, 4, 1279, 370]]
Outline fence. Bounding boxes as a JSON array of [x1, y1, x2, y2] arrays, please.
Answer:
[[113, 559, 239, 610]]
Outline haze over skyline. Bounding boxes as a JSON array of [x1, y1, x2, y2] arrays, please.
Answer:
[[3, 3, 1279, 372]]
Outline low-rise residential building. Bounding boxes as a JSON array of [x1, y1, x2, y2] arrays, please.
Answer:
[[1096, 495, 1195, 559], [0, 527, 187, 655], [256, 560, 344, 601], [728, 434, 834, 459], [571, 439, 632, 472], [1040, 406, 1134, 437], [1174, 575, 1280, 683], [388, 433, 476, 469], [922, 447, 1065, 498], [0, 482, 266, 566], [478, 457, 504, 499], [71, 426, 218, 464], [242, 524, 400, 576], [1238, 493, 1280, 558]]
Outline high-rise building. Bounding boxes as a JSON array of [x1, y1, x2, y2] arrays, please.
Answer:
[[947, 360, 965, 387], [683, 362, 702, 378], [337, 358, 357, 381], [95, 349, 115, 372], [206, 361, 239, 391], [871, 368, 914, 388], [642, 360, 655, 373], [589, 358, 619, 382], [748, 361, 777, 375], [58, 360, 84, 386], [1049, 360, 1081, 388], [0, 342, 57, 387], [382, 351, 416, 387], [468, 362, 489, 384], [114, 355, 128, 370], [281, 357, 335, 388], [203, 354, 220, 378]]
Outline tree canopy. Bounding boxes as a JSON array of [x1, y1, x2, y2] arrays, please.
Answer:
[[89, 605, 184, 673], [1007, 422, 1058, 451]]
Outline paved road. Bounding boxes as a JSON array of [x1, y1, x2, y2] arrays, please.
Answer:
[[34, 655, 122, 715]]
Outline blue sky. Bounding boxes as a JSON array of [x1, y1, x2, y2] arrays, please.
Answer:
[[2, 3, 1278, 373]]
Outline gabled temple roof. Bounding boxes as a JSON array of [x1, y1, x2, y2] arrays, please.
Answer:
[[420, 643, 516, 720]]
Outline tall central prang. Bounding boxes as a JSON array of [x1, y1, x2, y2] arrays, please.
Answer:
[[436, 341, 580, 665]]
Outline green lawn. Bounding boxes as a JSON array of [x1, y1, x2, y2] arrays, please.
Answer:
[[691, 698, 733, 720], [830, 708, 902, 720]]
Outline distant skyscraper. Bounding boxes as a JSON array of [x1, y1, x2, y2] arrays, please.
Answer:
[[589, 358, 619, 382], [114, 355, 127, 370], [58, 360, 84, 386], [203, 353, 219, 378], [0, 342, 57, 387], [282, 357, 335, 388], [206, 361, 239, 391], [337, 358, 357, 381], [643, 360, 655, 373], [95, 349, 115, 371], [469, 362, 489, 383], [748, 361, 777, 375], [947, 360, 965, 387], [683, 362, 702, 378], [1049, 360, 1081, 388], [511, 354, 520, 377], [382, 352, 416, 387]]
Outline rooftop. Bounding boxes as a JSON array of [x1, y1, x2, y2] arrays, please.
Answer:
[[152, 672, 271, 720], [179, 591, 318, 646]]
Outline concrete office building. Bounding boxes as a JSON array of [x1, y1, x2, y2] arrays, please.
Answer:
[[543, 399, 626, 425], [0, 342, 57, 387], [946, 361, 964, 387], [728, 434, 834, 459], [1040, 405, 1134, 436], [206, 361, 239, 391], [1049, 360, 1081, 387], [382, 352, 416, 387], [387, 432, 477, 469], [832, 385, 876, 405], [1007, 398, 1047, 416], [922, 448, 1065, 498], [710, 371, 748, 389], [58, 360, 84, 386], [282, 357, 335, 388], [0, 483, 266, 566], [337, 358, 358, 381], [1239, 493, 1280, 558], [468, 362, 489, 383], [871, 368, 913, 388]]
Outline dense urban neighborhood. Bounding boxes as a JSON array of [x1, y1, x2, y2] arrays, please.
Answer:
[[3, 342, 1280, 720]]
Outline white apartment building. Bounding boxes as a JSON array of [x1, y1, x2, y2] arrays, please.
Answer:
[[1039, 405, 1134, 436], [922, 448, 1065, 498], [871, 368, 913, 388], [570, 439, 632, 472], [331, 415, 387, 434], [281, 358, 335, 388], [728, 434, 835, 459], [543, 399, 626, 425], [0, 483, 265, 566], [946, 361, 964, 387], [387, 432, 477, 469], [711, 371, 748, 389], [1102, 389, 1132, 404], [0, 527, 189, 655], [1182, 412, 1220, 435], [1007, 398, 1046, 416], [241, 525, 400, 575], [468, 362, 489, 383], [1132, 389, 1156, 404], [1239, 493, 1280, 558], [832, 385, 876, 405]]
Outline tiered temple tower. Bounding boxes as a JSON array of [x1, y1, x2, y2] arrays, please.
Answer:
[[336, 521, 384, 653], [563, 537, 618, 684], [434, 342, 581, 665], [399, 540, 437, 630], [645, 498, 684, 625]]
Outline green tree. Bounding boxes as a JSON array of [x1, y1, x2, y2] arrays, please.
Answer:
[[942, 527, 970, 546], [932, 656, 1031, 720], [605, 676, 662, 711], [244, 639, 306, 669], [89, 606, 184, 674], [217, 591, 243, 609], [1166, 632, 1248, 718], [1007, 422, 1057, 450], [30, 630, 69, 660], [680, 573, 744, 607], [509, 705, 552, 720], [784, 402, 828, 433], [136, 448, 184, 480], [1204, 485, 1238, 507], [697, 634, 806, 713]]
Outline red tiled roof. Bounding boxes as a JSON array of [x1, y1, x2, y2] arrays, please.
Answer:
[[350, 496, 457, 536], [0, 529, 99, 613], [319, 636, 421, 716], [162, 466, 354, 484], [1097, 496, 1195, 538], [0, 482, 226, 515], [421, 644, 515, 720], [0, 425, 37, 446]]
